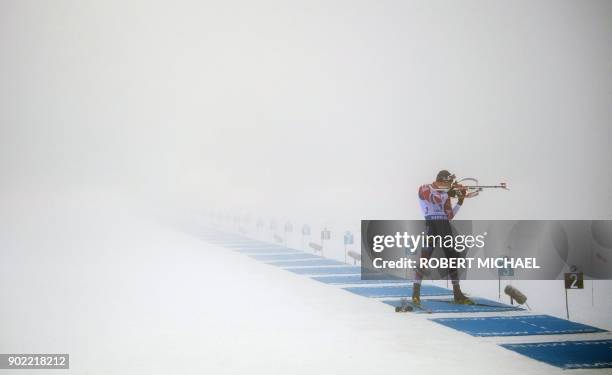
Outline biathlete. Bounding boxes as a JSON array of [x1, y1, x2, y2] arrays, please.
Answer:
[[413, 170, 473, 305]]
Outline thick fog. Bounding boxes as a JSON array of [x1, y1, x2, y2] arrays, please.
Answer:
[[1, 3, 612, 373], [2, 0, 612, 221]]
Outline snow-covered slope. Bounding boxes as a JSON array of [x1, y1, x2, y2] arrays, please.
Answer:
[[0, 192, 609, 374]]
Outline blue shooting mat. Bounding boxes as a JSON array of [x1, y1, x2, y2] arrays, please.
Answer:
[[312, 275, 410, 285], [501, 340, 612, 369], [286, 266, 361, 275], [345, 284, 452, 298], [250, 253, 321, 261], [234, 247, 300, 254], [271, 259, 346, 267], [430, 315, 606, 337], [222, 243, 281, 248], [383, 297, 523, 313]]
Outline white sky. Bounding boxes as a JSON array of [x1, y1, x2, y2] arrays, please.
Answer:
[[1, 0, 611, 222]]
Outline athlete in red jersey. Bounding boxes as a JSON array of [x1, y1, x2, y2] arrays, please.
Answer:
[[413, 170, 473, 305]]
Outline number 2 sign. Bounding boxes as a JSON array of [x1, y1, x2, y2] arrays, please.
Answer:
[[564, 272, 584, 289]]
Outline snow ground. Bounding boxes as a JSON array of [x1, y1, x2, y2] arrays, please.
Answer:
[[0, 192, 610, 374], [252, 222, 612, 332]]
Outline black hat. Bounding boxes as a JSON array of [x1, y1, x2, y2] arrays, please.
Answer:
[[436, 170, 455, 182]]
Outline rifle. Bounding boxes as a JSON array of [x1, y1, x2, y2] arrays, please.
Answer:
[[435, 177, 509, 198]]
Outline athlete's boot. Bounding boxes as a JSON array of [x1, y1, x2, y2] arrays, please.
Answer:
[[453, 284, 474, 305], [411, 283, 421, 305]]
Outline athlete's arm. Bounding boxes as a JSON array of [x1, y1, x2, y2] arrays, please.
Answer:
[[444, 195, 464, 220]]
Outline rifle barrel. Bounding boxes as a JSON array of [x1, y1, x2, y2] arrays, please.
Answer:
[[432, 184, 509, 192]]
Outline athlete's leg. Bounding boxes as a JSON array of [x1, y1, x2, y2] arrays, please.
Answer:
[[413, 246, 433, 285], [412, 246, 431, 304], [438, 220, 459, 285], [440, 221, 473, 304], [413, 221, 437, 304]]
